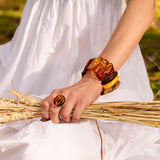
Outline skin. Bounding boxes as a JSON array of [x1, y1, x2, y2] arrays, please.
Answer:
[[41, 0, 155, 124]]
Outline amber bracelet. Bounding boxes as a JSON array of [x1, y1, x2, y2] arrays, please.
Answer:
[[82, 57, 120, 95]]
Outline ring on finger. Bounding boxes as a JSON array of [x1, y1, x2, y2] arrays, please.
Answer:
[[51, 95, 66, 109]]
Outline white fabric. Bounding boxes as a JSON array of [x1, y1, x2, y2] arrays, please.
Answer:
[[0, 0, 159, 159]]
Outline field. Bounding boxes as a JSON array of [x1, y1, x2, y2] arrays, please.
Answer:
[[0, 0, 160, 100]]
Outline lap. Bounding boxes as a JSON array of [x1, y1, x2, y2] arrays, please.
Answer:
[[0, 119, 160, 160], [0, 119, 101, 160]]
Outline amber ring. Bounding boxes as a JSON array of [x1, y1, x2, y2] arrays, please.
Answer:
[[51, 95, 66, 109]]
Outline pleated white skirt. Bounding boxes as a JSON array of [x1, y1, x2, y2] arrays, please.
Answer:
[[0, 0, 159, 159]]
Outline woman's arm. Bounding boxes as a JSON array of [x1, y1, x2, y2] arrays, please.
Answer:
[[41, 0, 155, 124], [100, 0, 155, 71]]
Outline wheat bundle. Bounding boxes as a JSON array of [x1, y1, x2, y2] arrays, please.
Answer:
[[0, 90, 160, 128]]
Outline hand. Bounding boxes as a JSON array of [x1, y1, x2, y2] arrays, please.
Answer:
[[41, 71, 103, 123]]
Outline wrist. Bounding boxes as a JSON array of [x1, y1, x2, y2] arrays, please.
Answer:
[[82, 70, 103, 92], [82, 57, 120, 95]]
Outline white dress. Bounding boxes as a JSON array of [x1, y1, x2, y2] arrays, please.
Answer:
[[0, 0, 160, 159]]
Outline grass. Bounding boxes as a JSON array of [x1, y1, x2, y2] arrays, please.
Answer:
[[140, 29, 160, 73], [0, 0, 160, 100], [156, 0, 160, 19], [0, 0, 25, 10], [140, 29, 160, 100], [0, 0, 24, 43], [0, 14, 20, 43]]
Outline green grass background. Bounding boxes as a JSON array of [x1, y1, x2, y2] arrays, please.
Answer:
[[0, 0, 160, 100]]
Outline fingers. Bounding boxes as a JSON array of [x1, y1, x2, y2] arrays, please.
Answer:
[[60, 96, 76, 123], [40, 118, 49, 122], [49, 90, 62, 123], [72, 101, 86, 123], [41, 88, 89, 124], [41, 89, 61, 123], [41, 96, 51, 120], [49, 89, 77, 123], [49, 107, 61, 123]]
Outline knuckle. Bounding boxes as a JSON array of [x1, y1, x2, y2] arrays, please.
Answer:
[[60, 112, 70, 122], [72, 116, 80, 123], [70, 90, 76, 97], [41, 100, 49, 108], [61, 89, 68, 96]]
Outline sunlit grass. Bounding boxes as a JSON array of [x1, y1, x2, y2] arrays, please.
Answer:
[[156, 0, 160, 19], [2, 10, 22, 18]]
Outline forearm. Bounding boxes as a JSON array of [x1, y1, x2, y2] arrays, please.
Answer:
[[100, 0, 155, 71]]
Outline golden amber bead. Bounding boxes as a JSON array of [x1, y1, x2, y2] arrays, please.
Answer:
[[94, 59, 108, 73], [87, 57, 102, 70], [101, 80, 120, 95], [105, 63, 114, 75]]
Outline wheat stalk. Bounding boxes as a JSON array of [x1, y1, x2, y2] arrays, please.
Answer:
[[0, 90, 160, 128]]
